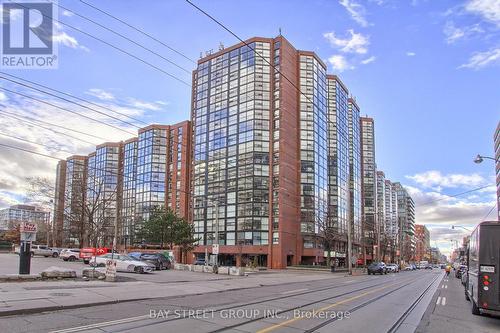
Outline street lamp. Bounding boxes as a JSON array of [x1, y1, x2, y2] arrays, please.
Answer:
[[451, 225, 471, 232], [474, 154, 498, 164]]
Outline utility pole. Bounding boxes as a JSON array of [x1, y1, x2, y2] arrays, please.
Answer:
[[214, 200, 219, 271]]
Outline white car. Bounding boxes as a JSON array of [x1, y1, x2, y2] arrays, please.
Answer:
[[386, 264, 399, 273], [30, 244, 58, 257], [89, 253, 154, 274], [60, 248, 81, 261]]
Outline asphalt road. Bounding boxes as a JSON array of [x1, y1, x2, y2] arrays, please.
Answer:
[[0, 269, 452, 333], [416, 269, 500, 333]]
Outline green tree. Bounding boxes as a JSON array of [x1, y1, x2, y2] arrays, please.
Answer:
[[175, 218, 200, 263], [139, 206, 177, 249]]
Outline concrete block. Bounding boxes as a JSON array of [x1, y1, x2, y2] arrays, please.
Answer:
[[82, 268, 106, 279], [193, 265, 203, 272], [40, 266, 77, 279], [203, 265, 212, 273], [218, 266, 229, 275]]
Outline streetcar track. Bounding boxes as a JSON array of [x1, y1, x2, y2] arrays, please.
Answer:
[[386, 273, 442, 333], [303, 273, 441, 333], [109, 274, 410, 333], [204, 274, 420, 333]]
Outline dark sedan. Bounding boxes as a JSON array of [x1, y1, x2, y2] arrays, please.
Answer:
[[367, 262, 387, 275], [129, 252, 172, 270]]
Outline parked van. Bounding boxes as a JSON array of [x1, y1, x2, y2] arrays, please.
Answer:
[[465, 221, 500, 316]]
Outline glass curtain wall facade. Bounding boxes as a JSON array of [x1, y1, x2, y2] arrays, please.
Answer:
[[326, 75, 349, 259], [122, 138, 138, 246], [91, 142, 123, 246], [136, 126, 168, 222], [62, 156, 87, 247], [348, 99, 362, 249], [298, 52, 328, 246], [192, 40, 272, 250], [360, 117, 376, 262]]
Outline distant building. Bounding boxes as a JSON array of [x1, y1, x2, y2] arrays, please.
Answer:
[[415, 224, 430, 262], [360, 117, 377, 262], [394, 182, 416, 263], [0, 204, 50, 232]]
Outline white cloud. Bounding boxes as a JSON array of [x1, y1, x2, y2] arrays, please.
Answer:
[[339, 0, 369, 27], [86, 88, 115, 101], [323, 30, 370, 54], [406, 170, 486, 189], [406, 51, 416, 56], [328, 55, 355, 72], [0, 91, 7, 101], [127, 98, 162, 111], [61, 10, 74, 17], [405, 183, 496, 256], [459, 47, 500, 69], [465, 0, 500, 27], [0, 82, 171, 208], [443, 21, 484, 44], [361, 56, 376, 64], [52, 22, 89, 52]]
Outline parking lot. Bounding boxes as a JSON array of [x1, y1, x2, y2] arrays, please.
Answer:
[[0, 253, 240, 283]]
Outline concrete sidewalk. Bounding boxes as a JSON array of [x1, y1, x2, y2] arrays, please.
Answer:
[[0, 271, 345, 317]]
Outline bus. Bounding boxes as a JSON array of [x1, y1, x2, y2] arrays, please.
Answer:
[[465, 221, 500, 316]]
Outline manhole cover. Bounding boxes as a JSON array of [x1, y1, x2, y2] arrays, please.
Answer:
[[49, 292, 73, 297]]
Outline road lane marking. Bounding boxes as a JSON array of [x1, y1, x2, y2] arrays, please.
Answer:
[[256, 280, 406, 333], [281, 288, 309, 295], [445, 285, 447, 289], [49, 315, 150, 333], [441, 297, 446, 306], [436, 296, 441, 305], [441, 285, 444, 289]]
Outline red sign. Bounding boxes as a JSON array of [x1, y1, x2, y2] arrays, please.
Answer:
[[20, 222, 37, 233]]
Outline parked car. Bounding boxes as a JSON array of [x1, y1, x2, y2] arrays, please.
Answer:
[[30, 244, 55, 257], [128, 252, 172, 270], [60, 248, 81, 261], [367, 262, 387, 275], [424, 265, 433, 270], [456, 265, 467, 279], [49, 247, 62, 257], [386, 264, 399, 273], [194, 258, 207, 265], [89, 253, 155, 274]]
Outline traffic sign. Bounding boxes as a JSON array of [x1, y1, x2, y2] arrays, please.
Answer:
[[212, 244, 219, 255]]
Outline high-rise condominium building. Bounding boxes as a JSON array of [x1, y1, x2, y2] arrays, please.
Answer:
[[326, 75, 350, 264], [348, 99, 363, 256], [384, 180, 398, 240], [191, 36, 362, 268], [394, 182, 416, 262], [360, 117, 376, 261], [54, 122, 191, 248]]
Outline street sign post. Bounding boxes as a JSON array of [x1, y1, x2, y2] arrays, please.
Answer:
[[19, 222, 37, 275], [212, 244, 219, 255], [105, 259, 117, 282]]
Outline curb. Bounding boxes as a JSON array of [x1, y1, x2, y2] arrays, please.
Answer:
[[0, 274, 340, 317]]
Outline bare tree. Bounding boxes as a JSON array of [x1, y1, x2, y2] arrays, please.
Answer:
[[24, 177, 55, 244], [316, 214, 346, 268], [61, 173, 118, 249]]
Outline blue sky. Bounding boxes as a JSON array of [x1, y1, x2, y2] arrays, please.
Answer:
[[0, 0, 499, 255]]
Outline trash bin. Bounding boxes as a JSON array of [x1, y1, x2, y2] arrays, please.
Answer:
[[331, 265, 335, 272]]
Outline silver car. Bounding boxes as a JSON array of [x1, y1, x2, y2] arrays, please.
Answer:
[[90, 253, 155, 274]]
